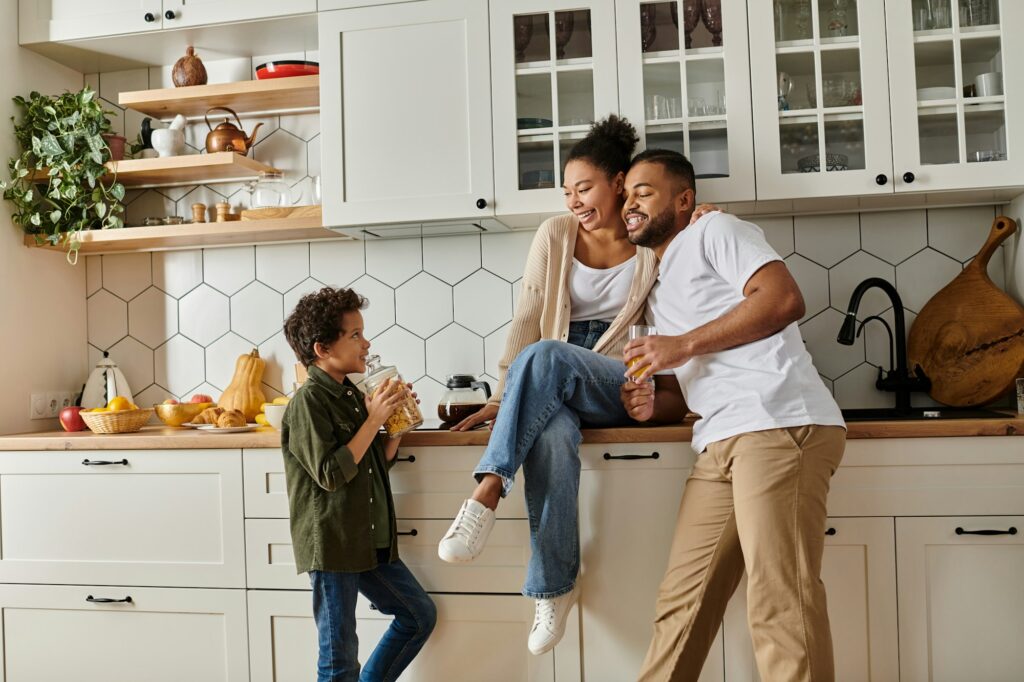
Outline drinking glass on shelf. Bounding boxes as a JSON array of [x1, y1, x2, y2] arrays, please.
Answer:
[[932, 4, 951, 28], [627, 325, 657, 382]]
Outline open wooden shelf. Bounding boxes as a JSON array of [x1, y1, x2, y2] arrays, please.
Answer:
[[24, 216, 345, 254], [33, 152, 278, 189], [119, 75, 320, 120]]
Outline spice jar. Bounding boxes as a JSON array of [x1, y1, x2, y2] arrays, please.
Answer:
[[362, 354, 423, 437]]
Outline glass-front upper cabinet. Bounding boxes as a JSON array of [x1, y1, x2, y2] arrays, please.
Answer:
[[750, 0, 894, 199], [616, 0, 755, 204], [491, 1, 619, 217], [886, 0, 1024, 192]]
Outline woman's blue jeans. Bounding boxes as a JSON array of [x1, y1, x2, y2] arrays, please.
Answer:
[[474, 334, 634, 598], [310, 551, 437, 682]]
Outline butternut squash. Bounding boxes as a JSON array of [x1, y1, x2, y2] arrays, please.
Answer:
[[218, 348, 266, 421]]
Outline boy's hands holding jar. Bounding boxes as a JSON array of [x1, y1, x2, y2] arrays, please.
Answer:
[[365, 378, 408, 429]]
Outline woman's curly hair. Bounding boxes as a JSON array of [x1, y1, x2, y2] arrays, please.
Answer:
[[284, 287, 368, 367]]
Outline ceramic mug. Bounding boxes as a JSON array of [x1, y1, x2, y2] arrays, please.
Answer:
[[975, 72, 1002, 97]]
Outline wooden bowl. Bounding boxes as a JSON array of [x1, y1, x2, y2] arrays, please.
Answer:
[[81, 408, 155, 434]]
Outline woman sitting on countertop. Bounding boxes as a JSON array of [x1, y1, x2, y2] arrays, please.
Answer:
[[436, 115, 715, 655]]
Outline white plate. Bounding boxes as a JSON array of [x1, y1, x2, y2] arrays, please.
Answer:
[[918, 86, 956, 101], [179, 422, 202, 429], [196, 424, 260, 433]]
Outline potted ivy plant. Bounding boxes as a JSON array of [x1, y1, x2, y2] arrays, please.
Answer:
[[0, 86, 126, 263]]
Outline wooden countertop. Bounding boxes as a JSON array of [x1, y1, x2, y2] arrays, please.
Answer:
[[0, 415, 1021, 451]]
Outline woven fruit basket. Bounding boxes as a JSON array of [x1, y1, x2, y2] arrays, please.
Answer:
[[81, 408, 154, 434]]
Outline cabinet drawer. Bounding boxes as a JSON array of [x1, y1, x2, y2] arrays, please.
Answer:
[[580, 442, 696, 471], [0, 583, 249, 681], [248, 590, 565, 682], [246, 518, 531, 593], [244, 446, 527, 519], [0, 450, 245, 588]]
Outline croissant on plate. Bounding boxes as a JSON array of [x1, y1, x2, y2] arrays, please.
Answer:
[[193, 406, 224, 424], [216, 409, 246, 428]]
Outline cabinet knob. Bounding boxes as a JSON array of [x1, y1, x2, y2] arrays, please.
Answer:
[[825, 527, 837, 536], [903, 171, 915, 183], [143, 12, 156, 22], [875, 174, 888, 186], [164, 9, 176, 20], [476, 198, 487, 209]]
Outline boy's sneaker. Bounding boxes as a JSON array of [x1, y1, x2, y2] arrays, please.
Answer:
[[528, 585, 579, 655], [437, 499, 495, 563]]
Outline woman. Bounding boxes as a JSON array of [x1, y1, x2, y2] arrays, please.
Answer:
[[437, 115, 713, 655]]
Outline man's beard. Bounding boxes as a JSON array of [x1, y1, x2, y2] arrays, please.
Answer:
[[628, 204, 678, 248]]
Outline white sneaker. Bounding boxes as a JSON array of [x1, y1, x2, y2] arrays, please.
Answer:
[[528, 586, 579, 655], [437, 498, 496, 563]]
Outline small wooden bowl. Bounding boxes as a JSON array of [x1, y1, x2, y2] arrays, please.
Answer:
[[81, 408, 155, 434]]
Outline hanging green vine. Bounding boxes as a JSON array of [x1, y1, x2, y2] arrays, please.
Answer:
[[0, 86, 126, 263]]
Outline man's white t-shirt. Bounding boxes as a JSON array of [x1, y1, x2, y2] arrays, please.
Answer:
[[647, 211, 845, 454]]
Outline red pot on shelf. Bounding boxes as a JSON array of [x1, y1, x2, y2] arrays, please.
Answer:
[[102, 134, 127, 161]]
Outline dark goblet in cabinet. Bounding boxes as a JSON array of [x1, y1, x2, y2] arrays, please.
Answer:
[[513, 15, 533, 63], [555, 12, 574, 59], [701, 0, 722, 46], [640, 5, 658, 52], [682, 0, 701, 49]]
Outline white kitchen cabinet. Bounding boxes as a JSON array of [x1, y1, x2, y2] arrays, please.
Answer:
[[18, 0, 315, 43], [0, 449, 245, 589], [0, 584, 249, 682], [897, 515, 1024, 682], [318, 0, 497, 228], [247, 590, 566, 682], [722, 517, 899, 682], [489, 0, 620, 217], [885, 0, 1024, 192], [577, 442, 725, 682], [750, 0, 1024, 201], [245, 517, 533, 593], [616, 0, 756, 204]]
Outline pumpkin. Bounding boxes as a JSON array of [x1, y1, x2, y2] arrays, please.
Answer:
[[218, 349, 266, 420]]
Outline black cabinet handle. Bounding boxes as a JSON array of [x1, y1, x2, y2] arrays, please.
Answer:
[[476, 198, 487, 209], [903, 171, 915, 183], [956, 526, 1017, 536], [875, 174, 887, 186], [603, 451, 660, 461], [87, 595, 132, 603], [395, 455, 416, 463], [164, 10, 176, 20], [825, 527, 837, 536], [143, 12, 156, 22], [398, 529, 418, 537], [82, 459, 128, 466]]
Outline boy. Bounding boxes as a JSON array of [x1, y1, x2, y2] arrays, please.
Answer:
[[282, 286, 436, 682]]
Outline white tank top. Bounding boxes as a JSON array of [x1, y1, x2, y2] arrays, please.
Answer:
[[569, 256, 637, 323]]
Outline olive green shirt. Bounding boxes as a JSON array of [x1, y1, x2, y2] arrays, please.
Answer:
[[281, 365, 398, 574]]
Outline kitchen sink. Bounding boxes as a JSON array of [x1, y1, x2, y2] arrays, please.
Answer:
[[840, 407, 1009, 421]]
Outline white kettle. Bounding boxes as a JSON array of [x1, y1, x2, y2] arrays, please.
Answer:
[[81, 351, 134, 409]]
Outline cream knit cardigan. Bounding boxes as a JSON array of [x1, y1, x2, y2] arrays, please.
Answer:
[[487, 213, 659, 406]]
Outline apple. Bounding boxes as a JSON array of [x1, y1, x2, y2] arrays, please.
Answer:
[[59, 406, 86, 432], [189, 394, 214, 404], [162, 398, 180, 405]]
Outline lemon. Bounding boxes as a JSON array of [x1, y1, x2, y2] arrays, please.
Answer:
[[255, 413, 269, 426], [107, 396, 132, 412], [272, 397, 290, 405]]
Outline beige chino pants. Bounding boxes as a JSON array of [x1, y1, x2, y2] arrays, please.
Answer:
[[637, 425, 846, 682]]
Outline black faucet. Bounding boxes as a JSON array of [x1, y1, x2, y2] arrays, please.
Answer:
[[836, 277, 930, 411]]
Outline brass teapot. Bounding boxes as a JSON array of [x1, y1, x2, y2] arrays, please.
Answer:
[[204, 106, 262, 155]]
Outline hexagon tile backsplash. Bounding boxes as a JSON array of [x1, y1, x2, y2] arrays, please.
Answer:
[[84, 205, 1011, 412]]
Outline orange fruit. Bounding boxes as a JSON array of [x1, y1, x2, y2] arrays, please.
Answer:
[[107, 396, 132, 412]]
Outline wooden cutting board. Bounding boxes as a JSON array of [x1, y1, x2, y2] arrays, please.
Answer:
[[907, 215, 1024, 406], [240, 205, 322, 221]]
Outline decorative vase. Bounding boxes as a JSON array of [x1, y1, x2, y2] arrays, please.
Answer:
[[555, 12, 575, 59], [172, 46, 208, 87], [700, 0, 723, 46], [683, 0, 702, 49], [514, 15, 534, 62], [102, 134, 126, 162], [640, 5, 658, 52]]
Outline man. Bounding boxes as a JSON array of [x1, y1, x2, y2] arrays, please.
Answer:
[[620, 149, 846, 682]]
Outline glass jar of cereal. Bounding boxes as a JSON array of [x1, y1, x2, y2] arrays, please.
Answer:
[[362, 354, 423, 437]]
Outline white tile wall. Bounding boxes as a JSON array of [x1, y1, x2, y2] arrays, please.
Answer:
[[84, 62, 1012, 410], [85, 205, 1010, 410]]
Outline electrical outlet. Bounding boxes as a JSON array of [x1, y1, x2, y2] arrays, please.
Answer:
[[45, 392, 61, 418], [59, 392, 74, 410], [30, 393, 49, 420]]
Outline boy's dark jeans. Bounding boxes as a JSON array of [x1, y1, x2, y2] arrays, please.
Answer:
[[310, 551, 436, 682]]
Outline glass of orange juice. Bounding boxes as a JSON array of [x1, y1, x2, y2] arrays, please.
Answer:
[[627, 325, 657, 381]]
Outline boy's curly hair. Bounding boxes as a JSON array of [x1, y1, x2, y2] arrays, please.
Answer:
[[284, 287, 368, 367]]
